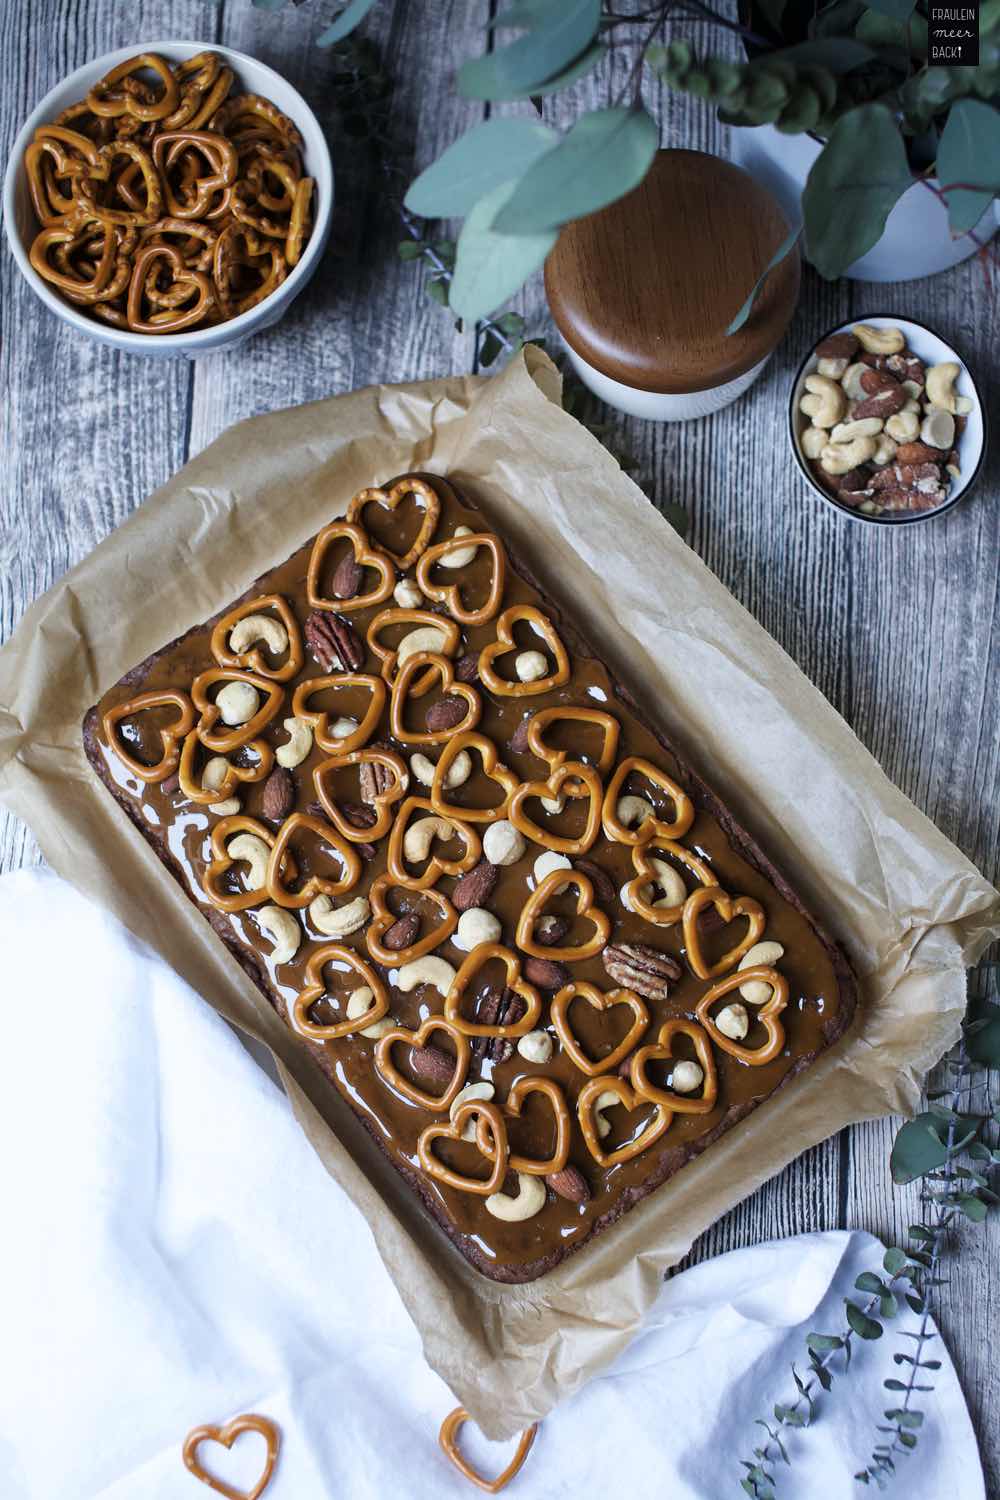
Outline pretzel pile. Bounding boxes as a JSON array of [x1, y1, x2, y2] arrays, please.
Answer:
[[24, 51, 314, 333], [101, 476, 797, 1232]]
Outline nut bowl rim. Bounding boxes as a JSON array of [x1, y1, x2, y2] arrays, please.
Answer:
[[787, 313, 987, 528], [2, 39, 334, 357]]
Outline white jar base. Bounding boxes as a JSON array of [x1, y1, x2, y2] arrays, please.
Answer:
[[562, 342, 771, 422]]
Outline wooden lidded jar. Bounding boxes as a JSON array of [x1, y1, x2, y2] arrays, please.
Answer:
[[544, 149, 800, 422]]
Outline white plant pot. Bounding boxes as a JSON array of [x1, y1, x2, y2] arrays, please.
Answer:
[[730, 124, 999, 281]]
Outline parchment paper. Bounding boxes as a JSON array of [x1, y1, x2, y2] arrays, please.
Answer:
[[1, 347, 997, 1439]]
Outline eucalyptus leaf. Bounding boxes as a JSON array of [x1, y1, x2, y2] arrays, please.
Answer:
[[883, 1247, 908, 1275], [803, 104, 913, 278], [806, 1332, 843, 1353], [846, 1302, 884, 1340], [726, 226, 801, 335], [863, 0, 917, 19], [449, 179, 557, 324], [890, 1112, 952, 1183], [855, 7, 928, 51], [768, 37, 875, 69], [957, 1192, 989, 1221], [405, 118, 559, 217], [488, 0, 559, 26], [317, 0, 380, 47], [459, 0, 600, 100], [855, 1271, 885, 1294], [756, 0, 790, 34], [491, 107, 658, 233], [936, 100, 1000, 234], [504, 43, 606, 100]]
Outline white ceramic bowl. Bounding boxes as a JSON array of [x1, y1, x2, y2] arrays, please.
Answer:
[[2, 40, 334, 358], [788, 315, 987, 526]]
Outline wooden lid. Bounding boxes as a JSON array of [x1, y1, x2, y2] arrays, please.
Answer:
[[544, 149, 800, 396]]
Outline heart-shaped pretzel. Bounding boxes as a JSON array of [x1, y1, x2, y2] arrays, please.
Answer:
[[313, 745, 409, 842], [602, 756, 695, 845], [153, 130, 237, 219], [191, 668, 285, 754], [306, 520, 395, 614], [264, 812, 361, 909], [127, 242, 215, 331], [415, 532, 506, 626], [439, 1408, 537, 1496], [365, 875, 457, 964], [524, 706, 620, 782], [375, 1017, 471, 1111], [178, 731, 273, 804], [291, 673, 386, 755], [478, 605, 570, 697], [682, 886, 766, 979], [210, 594, 303, 682], [630, 1019, 718, 1114], [550, 982, 650, 1077], [576, 1076, 672, 1168], [444, 943, 542, 1039], [623, 837, 716, 927], [87, 54, 181, 123], [29, 218, 120, 301], [508, 761, 603, 855], [481, 1075, 572, 1176], [695, 966, 789, 1065], [203, 815, 295, 913], [102, 687, 195, 783], [429, 732, 521, 825], [77, 140, 164, 228], [418, 1100, 509, 1195], [345, 476, 441, 570], [387, 796, 481, 891], [516, 869, 611, 962], [389, 651, 481, 745], [366, 606, 462, 699], [182, 1412, 280, 1500], [290, 944, 389, 1041]]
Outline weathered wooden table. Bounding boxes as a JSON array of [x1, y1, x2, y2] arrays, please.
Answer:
[[2, 1, 997, 1488]]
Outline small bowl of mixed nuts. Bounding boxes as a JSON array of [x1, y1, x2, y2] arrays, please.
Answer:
[[788, 316, 986, 525]]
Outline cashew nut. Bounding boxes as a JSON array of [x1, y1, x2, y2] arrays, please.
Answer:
[[309, 893, 370, 937], [226, 832, 270, 889], [715, 1002, 749, 1041], [800, 426, 827, 461], [533, 850, 571, 887], [346, 985, 393, 1039], [275, 715, 313, 769], [885, 409, 920, 443], [617, 795, 654, 830], [819, 437, 877, 474], [830, 417, 883, 443], [799, 374, 846, 429], [257, 904, 301, 964], [852, 324, 904, 355], [450, 1081, 494, 1139], [637, 858, 687, 909], [215, 680, 260, 726], [483, 820, 526, 867], [229, 613, 289, 658], [541, 794, 565, 815], [202, 755, 240, 815], [394, 578, 424, 608], [954, 394, 974, 415], [515, 650, 548, 683], [397, 955, 456, 996], [403, 814, 456, 864], [920, 408, 955, 450], [454, 907, 502, 952], [517, 1029, 554, 1064], [410, 749, 471, 789], [485, 1172, 546, 1221], [872, 434, 898, 466], [438, 526, 477, 569], [816, 356, 848, 380], [925, 361, 960, 412], [738, 941, 785, 1004], [840, 363, 870, 402], [397, 626, 450, 665], [671, 1060, 704, 1094], [593, 1089, 623, 1138]]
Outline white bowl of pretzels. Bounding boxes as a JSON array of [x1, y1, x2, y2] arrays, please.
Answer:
[[3, 41, 333, 357]]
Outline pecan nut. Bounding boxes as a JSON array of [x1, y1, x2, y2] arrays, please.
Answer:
[[261, 766, 294, 822], [359, 744, 398, 803], [452, 857, 499, 912], [381, 913, 420, 951], [602, 942, 681, 1001], [471, 986, 526, 1064], [304, 609, 365, 672], [546, 1164, 591, 1204]]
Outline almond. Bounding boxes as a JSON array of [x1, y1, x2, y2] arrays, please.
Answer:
[[815, 331, 858, 360], [893, 441, 940, 466], [454, 651, 480, 684], [573, 857, 615, 907], [533, 914, 570, 947], [509, 715, 533, 753], [426, 697, 468, 733], [546, 1164, 591, 1204], [332, 551, 363, 600], [382, 913, 420, 951], [408, 1044, 456, 1089], [522, 955, 570, 990], [261, 766, 294, 822], [452, 858, 499, 912]]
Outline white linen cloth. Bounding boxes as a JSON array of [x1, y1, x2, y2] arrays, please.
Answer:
[[0, 870, 983, 1500]]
